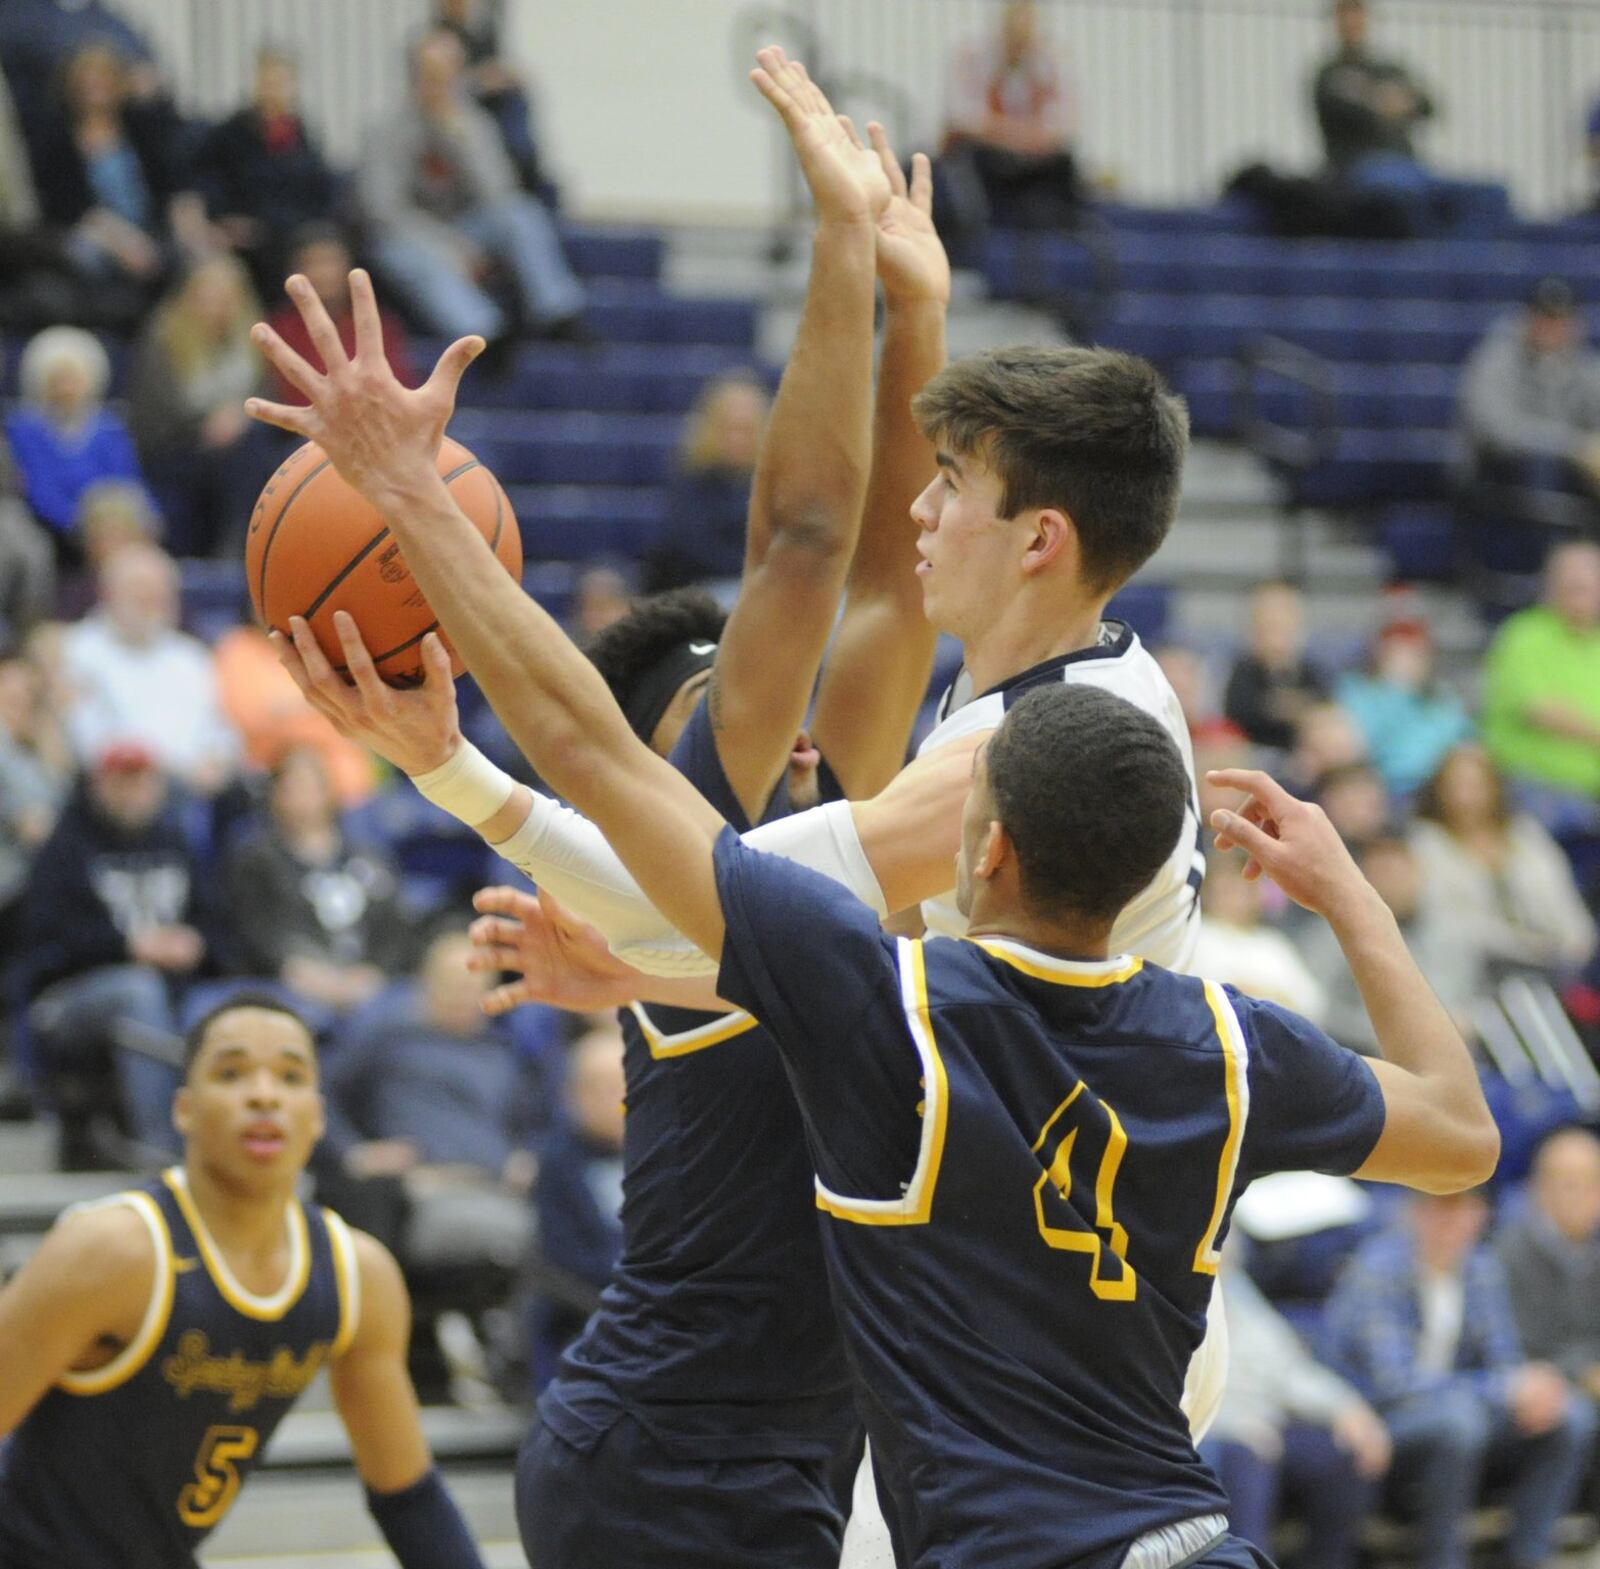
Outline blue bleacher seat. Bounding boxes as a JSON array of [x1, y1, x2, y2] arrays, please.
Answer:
[[557, 226, 665, 283]]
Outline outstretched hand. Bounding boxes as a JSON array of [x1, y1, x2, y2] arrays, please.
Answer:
[[467, 886, 644, 1015], [751, 46, 891, 226], [1207, 768, 1373, 921], [273, 610, 462, 778], [867, 124, 949, 307], [245, 268, 481, 510]]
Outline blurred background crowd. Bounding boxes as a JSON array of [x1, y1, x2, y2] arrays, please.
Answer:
[[2, 1, 1600, 1562]]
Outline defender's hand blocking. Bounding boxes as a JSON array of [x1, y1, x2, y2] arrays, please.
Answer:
[[468, 887, 643, 1015], [246, 269, 481, 511], [867, 124, 949, 307], [751, 46, 891, 226], [274, 610, 463, 778], [1208, 768, 1370, 920]]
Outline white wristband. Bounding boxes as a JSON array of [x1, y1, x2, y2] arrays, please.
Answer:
[[409, 740, 516, 826]]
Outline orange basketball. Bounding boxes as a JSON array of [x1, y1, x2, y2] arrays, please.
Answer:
[[245, 436, 521, 687]]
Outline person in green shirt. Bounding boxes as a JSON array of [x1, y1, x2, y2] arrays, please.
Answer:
[[1483, 540, 1600, 828]]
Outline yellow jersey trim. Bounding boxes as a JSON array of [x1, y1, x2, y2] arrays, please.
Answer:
[[972, 939, 1143, 988], [628, 1002, 759, 1059], [58, 1192, 176, 1395], [324, 1209, 362, 1360], [1193, 981, 1251, 1275], [163, 1169, 311, 1321], [814, 938, 949, 1227]]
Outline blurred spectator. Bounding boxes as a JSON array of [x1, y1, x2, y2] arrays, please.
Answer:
[[61, 541, 240, 793], [127, 254, 270, 557], [1315, 760, 1392, 852], [322, 931, 539, 1270], [432, 0, 549, 196], [19, 742, 212, 1162], [3, 325, 146, 559], [1412, 746, 1597, 979], [0, 54, 39, 234], [1152, 643, 1217, 737], [1223, 581, 1328, 751], [221, 746, 405, 1017], [1336, 612, 1473, 796], [1194, 721, 1254, 830], [1286, 699, 1368, 795], [568, 562, 633, 640], [264, 225, 416, 406], [0, 0, 162, 139], [54, 475, 160, 617], [28, 42, 202, 306], [940, 0, 1080, 238], [0, 650, 71, 933], [1299, 834, 1481, 1054], [0, 441, 55, 637], [214, 614, 376, 803], [192, 46, 340, 294], [1497, 1129, 1600, 1404], [1483, 540, 1600, 832], [531, 1021, 625, 1386], [1312, 0, 1435, 185], [1326, 1189, 1596, 1569], [1460, 279, 1600, 512], [1199, 1248, 1388, 1569], [1191, 851, 1326, 1020], [645, 372, 768, 590], [359, 28, 586, 345]]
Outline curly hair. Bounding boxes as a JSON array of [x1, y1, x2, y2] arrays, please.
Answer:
[[582, 587, 728, 708]]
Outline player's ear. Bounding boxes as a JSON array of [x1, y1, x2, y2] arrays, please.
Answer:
[[1020, 507, 1073, 578], [976, 818, 1008, 881], [172, 1085, 193, 1139]]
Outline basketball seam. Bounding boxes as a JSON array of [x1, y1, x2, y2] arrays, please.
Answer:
[[255, 455, 333, 614]]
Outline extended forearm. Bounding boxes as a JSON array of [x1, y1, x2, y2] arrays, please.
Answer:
[[746, 220, 877, 564]]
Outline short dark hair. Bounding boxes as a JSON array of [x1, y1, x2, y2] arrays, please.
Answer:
[[985, 685, 1189, 924], [183, 990, 315, 1076], [911, 345, 1190, 595], [583, 586, 727, 711]]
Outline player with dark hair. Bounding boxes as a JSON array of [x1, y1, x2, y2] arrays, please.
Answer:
[[0, 993, 486, 1569]]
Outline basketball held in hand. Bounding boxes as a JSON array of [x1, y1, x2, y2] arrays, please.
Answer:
[[246, 436, 522, 687]]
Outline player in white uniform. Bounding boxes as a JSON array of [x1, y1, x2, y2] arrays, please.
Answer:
[[254, 154, 1218, 1569]]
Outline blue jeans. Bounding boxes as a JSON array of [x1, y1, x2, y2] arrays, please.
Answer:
[[1385, 1383, 1597, 1569], [29, 964, 183, 1154], [369, 194, 584, 338], [1201, 1423, 1375, 1569]]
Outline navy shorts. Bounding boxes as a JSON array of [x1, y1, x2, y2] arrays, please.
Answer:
[[517, 1412, 847, 1569]]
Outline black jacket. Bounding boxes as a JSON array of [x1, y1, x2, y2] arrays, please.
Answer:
[[192, 108, 337, 235], [27, 100, 188, 232]]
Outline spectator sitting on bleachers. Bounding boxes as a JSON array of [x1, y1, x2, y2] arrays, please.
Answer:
[[1190, 850, 1326, 1021], [192, 45, 340, 295], [1152, 642, 1217, 737], [1412, 745, 1597, 980], [940, 0, 1080, 241], [321, 930, 538, 1278], [1483, 539, 1600, 834], [0, 0, 165, 142], [0, 439, 54, 637], [568, 561, 633, 640], [1286, 698, 1369, 797], [645, 370, 769, 590], [0, 56, 62, 328], [432, 0, 550, 197], [1460, 278, 1600, 516], [531, 1020, 625, 1389], [1223, 581, 1328, 751], [359, 27, 586, 346], [221, 745, 405, 1021], [1312, 1, 1436, 193], [1497, 1129, 1600, 1412], [213, 610, 376, 805], [1336, 608, 1473, 796], [61, 541, 240, 794], [0, 649, 69, 940], [55, 475, 158, 617], [127, 253, 272, 557], [1199, 1244, 1389, 1569], [1299, 833, 1481, 1055], [264, 225, 416, 407], [18, 740, 212, 1163], [1315, 760, 1392, 854], [1326, 1188, 1597, 1569], [3, 324, 147, 562]]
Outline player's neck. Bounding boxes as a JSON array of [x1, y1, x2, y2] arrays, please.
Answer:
[[961, 591, 1108, 700], [182, 1159, 297, 1260], [965, 910, 1112, 962]]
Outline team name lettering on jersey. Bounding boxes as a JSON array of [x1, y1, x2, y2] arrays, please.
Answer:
[[161, 1330, 328, 1414]]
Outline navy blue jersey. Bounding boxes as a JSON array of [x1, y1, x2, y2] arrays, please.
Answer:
[[713, 832, 1387, 1569], [542, 697, 858, 1461], [0, 1170, 358, 1569]]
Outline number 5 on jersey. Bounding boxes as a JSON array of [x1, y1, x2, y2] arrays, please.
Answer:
[[177, 1423, 259, 1528]]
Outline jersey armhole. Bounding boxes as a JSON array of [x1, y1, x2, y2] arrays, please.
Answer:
[[57, 1192, 176, 1396], [628, 1001, 759, 1059], [324, 1209, 362, 1360]]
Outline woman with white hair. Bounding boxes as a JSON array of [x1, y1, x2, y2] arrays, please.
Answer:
[[2, 324, 148, 560]]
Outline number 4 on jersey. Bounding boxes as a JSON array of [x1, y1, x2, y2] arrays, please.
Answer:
[[1031, 1083, 1137, 1302]]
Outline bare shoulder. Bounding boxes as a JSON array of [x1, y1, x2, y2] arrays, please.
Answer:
[[40, 1200, 158, 1291], [340, 1227, 412, 1353]]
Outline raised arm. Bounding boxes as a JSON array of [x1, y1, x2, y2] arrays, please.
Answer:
[[808, 128, 947, 798], [1209, 768, 1498, 1194]]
